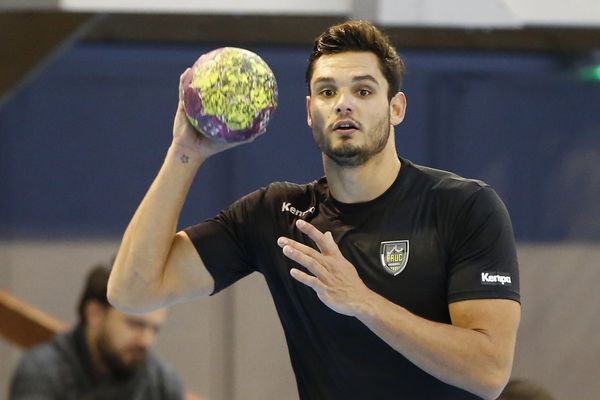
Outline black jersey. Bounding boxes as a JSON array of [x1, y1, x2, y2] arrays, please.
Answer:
[[185, 157, 520, 400]]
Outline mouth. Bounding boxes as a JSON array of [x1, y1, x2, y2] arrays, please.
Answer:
[[332, 119, 359, 135], [127, 347, 148, 361]]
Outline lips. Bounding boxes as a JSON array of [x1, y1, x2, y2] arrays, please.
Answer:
[[332, 119, 359, 132]]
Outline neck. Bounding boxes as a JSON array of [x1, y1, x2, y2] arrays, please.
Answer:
[[323, 134, 401, 203]]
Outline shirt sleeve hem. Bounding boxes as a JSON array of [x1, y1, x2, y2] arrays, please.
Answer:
[[448, 290, 521, 304]]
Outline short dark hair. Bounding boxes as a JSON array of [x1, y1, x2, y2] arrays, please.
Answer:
[[305, 20, 406, 100], [77, 264, 111, 324]]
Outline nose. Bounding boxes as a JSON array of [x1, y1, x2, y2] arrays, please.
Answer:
[[137, 328, 156, 348], [335, 92, 353, 115]]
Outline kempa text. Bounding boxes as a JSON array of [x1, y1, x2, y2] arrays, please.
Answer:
[[481, 273, 512, 285], [281, 202, 315, 217]]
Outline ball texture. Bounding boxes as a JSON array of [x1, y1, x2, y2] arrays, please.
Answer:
[[180, 47, 278, 143]]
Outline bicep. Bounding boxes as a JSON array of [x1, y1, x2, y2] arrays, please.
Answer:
[[449, 298, 521, 359], [162, 231, 215, 303]]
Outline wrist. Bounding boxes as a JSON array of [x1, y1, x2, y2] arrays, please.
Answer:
[[353, 289, 406, 325], [352, 288, 381, 320], [167, 142, 206, 167]]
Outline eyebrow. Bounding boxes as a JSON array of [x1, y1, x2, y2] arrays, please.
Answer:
[[352, 75, 380, 86], [125, 317, 162, 330], [312, 75, 381, 87]]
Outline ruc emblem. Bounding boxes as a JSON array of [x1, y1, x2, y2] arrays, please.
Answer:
[[380, 240, 409, 276]]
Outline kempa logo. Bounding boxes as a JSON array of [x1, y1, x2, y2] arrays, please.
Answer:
[[481, 272, 512, 286], [281, 202, 315, 218]]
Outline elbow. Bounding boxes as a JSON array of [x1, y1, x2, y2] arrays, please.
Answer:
[[106, 279, 133, 313], [107, 287, 156, 315], [106, 282, 127, 311], [469, 334, 516, 400], [475, 367, 511, 400], [106, 274, 156, 315]]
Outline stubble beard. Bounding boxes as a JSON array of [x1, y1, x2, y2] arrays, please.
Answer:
[[96, 328, 146, 380], [313, 113, 391, 167]]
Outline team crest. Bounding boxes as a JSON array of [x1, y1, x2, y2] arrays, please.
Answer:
[[380, 240, 409, 276]]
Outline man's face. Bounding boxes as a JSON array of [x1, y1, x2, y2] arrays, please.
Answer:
[[95, 307, 166, 378], [306, 51, 405, 167]]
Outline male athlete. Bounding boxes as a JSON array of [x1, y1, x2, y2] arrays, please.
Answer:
[[108, 20, 521, 399]]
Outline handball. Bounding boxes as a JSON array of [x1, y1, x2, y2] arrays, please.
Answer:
[[180, 47, 278, 143]]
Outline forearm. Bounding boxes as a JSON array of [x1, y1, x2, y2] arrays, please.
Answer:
[[108, 143, 206, 312], [355, 294, 513, 399]]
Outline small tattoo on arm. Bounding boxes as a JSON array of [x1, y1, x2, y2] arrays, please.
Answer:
[[180, 154, 189, 164]]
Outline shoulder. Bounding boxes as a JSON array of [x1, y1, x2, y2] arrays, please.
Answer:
[[10, 333, 73, 396], [403, 160, 509, 222], [408, 161, 489, 199], [235, 180, 321, 209], [260, 180, 319, 199], [143, 354, 183, 393], [16, 332, 69, 371], [144, 353, 180, 378]]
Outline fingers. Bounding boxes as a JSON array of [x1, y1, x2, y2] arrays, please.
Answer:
[[179, 68, 192, 97], [290, 268, 321, 290], [278, 237, 328, 278], [277, 220, 344, 281], [295, 220, 339, 255], [179, 68, 191, 82], [174, 100, 190, 126], [277, 236, 321, 258]]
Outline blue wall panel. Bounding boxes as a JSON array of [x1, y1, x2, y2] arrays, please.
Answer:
[[1, 43, 599, 241], [430, 76, 600, 240]]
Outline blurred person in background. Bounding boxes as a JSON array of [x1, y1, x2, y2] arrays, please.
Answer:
[[9, 264, 183, 400], [497, 379, 555, 400]]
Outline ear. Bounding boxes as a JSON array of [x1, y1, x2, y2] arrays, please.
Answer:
[[85, 300, 108, 328], [389, 92, 407, 126], [306, 95, 312, 127]]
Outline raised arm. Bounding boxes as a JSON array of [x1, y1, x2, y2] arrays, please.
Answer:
[[108, 70, 244, 313]]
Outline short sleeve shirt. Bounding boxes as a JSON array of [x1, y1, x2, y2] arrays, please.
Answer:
[[185, 157, 520, 399]]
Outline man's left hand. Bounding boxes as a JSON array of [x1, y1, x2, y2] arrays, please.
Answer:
[[277, 219, 373, 316]]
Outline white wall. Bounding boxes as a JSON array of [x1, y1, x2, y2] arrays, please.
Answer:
[[58, 0, 349, 15], [3, 0, 600, 28], [60, 0, 600, 27], [0, 240, 297, 400], [2, 240, 600, 399]]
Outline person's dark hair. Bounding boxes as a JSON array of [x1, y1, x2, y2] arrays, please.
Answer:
[[77, 264, 111, 324], [498, 379, 555, 400], [306, 20, 406, 100]]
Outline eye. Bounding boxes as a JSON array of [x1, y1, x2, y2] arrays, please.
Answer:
[[319, 89, 335, 97], [357, 88, 372, 97], [126, 318, 147, 330]]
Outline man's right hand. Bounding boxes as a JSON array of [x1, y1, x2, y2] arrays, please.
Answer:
[[172, 69, 256, 161]]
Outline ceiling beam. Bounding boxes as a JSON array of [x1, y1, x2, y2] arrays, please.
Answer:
[[2, 11, 600, 101]]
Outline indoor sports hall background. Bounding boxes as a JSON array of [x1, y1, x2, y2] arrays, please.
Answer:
[[2, 2, 600, 399]]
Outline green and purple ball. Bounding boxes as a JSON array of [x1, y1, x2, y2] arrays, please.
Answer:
[[180, 47, 278, 143]]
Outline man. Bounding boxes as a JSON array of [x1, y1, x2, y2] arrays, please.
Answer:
[[10, 265, 183, 400], [108, 20, 521, 399]]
